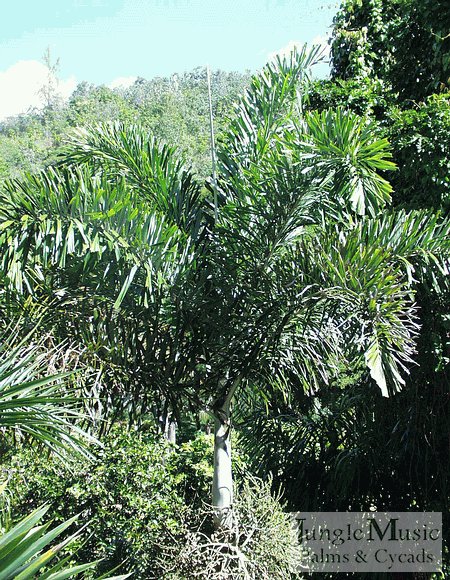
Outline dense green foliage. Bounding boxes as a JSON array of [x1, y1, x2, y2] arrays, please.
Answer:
[[1, 8, 450, 577], [330, 0, 450, 103], [6, 431, 212, 579], [305, 76, 388, 119], [306, 82, 450, 213], [306, 0, 450, 216], [5, 431, 293, 580], [387, 94, 450, 212]]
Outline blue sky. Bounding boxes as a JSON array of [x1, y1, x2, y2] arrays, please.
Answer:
[[0, 0, 339, 119]]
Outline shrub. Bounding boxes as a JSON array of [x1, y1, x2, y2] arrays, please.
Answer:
[[6, 428, 296, 580], [7, 429, 209, 580], [386, 93, 450, 214], [161, 475, 295, 580]]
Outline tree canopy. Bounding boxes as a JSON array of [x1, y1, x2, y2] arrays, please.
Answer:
[[330, 0, 450, 103]]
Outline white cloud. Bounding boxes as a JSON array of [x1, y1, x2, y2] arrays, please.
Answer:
[[108, 76, 137, 90], [0, 60, 77, 121], [266, 40, 303, 63], [267, 35, 331, 66], [60, 75, 78, 100], [311, 33, 331, 60]]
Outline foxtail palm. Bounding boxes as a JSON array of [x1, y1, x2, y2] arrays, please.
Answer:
[[202, 46, 450, 528], [1, 45, 449, 536]]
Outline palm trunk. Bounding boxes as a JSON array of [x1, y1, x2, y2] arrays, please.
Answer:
[[159, 398, 176, 444], [212, 400, 233, 529], [166, 419, 176, 444], [211, 375, 242, 530]]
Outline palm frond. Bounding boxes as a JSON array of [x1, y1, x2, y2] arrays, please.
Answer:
[[0, 503, 130, 580], [285, 107, 395, 217], [0, 325, 97, 461], [59, 122, 207, 236]]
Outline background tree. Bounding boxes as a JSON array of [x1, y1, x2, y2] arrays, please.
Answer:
[[37, 44, 62, 111], [330, 0, 450, 103], [306, 0, 450, 215], [386, 94, 450, 213], [0, 65, 252, 186]]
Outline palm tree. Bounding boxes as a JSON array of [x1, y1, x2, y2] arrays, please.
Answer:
[[0, 45, 449, 536], [197, 46, 450, 527]]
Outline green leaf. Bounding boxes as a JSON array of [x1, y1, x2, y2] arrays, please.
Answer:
[[364, 335, 388, 397]]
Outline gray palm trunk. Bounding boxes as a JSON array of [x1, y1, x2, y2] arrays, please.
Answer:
[[212, 404, 233, 529], [211, 376, 241, 529]]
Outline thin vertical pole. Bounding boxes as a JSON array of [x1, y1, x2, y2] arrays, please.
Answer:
[[207, 63, 218, 223]]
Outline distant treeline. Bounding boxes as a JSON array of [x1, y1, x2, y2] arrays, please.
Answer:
[[0, 67, 253, 183]]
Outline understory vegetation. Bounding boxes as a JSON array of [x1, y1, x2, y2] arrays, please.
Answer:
[[2, 430, 293, 580]]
